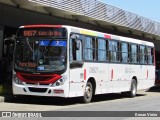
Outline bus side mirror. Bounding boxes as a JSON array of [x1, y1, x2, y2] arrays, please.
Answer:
[[4, 35, 16, 45], [4, 35, 16, 59]]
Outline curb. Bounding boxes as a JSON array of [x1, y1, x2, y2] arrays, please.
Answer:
[[0, 84, 13, 102], [0, 96, 5, 102], [0, 85, 4, 102], [0, 95, 14, 102]]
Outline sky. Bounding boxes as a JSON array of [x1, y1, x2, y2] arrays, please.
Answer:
[[101, 0, 160, 22]]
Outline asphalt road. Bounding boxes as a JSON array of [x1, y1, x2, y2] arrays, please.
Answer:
[[1, 86, 160, 120]]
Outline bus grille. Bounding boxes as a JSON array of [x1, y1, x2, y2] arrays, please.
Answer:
[[28, 87, 47, 93], [21, 75, 52, 81], [26, 83, 50, 85]]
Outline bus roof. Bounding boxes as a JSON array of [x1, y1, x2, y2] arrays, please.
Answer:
[[20, 25, 62, 28], [67, 25, 154, 47], [19, 25, 154, 47]]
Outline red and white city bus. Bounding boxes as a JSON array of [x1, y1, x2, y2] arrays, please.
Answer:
[[12, 25, 155, 103]]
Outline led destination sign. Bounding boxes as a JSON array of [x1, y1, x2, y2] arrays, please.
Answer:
[[17, 28, 67, 38], [23, 30, 61, 37]]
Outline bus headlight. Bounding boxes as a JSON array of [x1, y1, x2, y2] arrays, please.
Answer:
[[13, 74, 23, 85], [52, 75, 67, 87]]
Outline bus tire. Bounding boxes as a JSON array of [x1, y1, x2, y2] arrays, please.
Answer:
[[127, 79, 137, 97], [80, 82, 93, 103], [122, 79, 137, 98]]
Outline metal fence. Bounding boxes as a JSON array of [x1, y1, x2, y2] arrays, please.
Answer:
[[29, 0, 160, 36]]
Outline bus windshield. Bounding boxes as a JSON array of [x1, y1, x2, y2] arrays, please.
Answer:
[[14, 27, 67, 73], [14, 38, 67, 73]]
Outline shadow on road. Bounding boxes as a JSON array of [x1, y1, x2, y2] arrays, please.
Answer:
[[4, 92, 146, 106], [146, 85, 160, 92], [91, 93, 146, 103]]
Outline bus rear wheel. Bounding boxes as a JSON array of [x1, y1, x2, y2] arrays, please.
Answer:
[[129, 79, 137, 97], [122, 79, 137, 98], [80, 82, 93, 103]]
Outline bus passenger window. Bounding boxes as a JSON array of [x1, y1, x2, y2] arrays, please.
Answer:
[[84, 37, 96, 61], [147, 47, 154, 64], [140, 46, 146, 64], [131, 44, 138, 63], [121, 42, 128, 62], [97, 39, 107, 61], [109, 41, 119, 62]]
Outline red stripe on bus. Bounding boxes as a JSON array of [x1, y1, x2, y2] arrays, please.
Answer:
[[23, 25, 62, 28], [84, 69, 86, 80], [104, 34, 111, 39], [154, 48, 156, 66], [147, 70, 148, 79], [111, 69, 114, 80]]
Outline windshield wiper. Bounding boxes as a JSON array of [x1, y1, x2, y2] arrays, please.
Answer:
[[25, 38, 33, 52]]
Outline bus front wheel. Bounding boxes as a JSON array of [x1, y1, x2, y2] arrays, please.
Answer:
[[80, 82, 93, 103]]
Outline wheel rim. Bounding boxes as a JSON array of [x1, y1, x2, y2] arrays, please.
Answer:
[[132, 83, 136, 95], [85, 84, 92, 99]]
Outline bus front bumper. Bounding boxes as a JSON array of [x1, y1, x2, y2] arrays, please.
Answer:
[[12, 82, 68, 98]]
